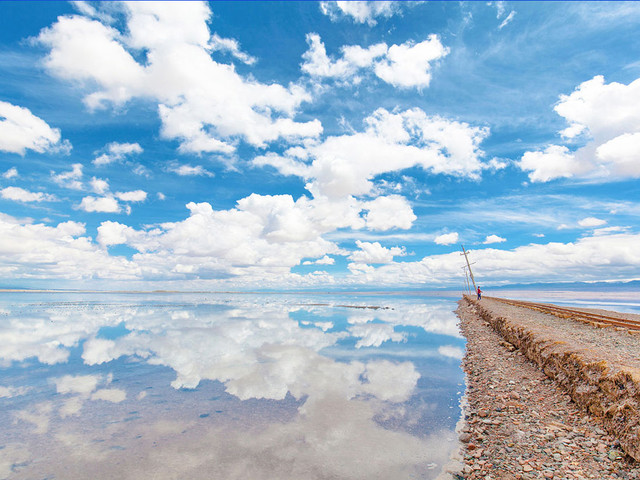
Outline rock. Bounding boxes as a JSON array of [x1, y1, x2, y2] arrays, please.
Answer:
[[608, 450, 623, 461], [459, 432, 472, 443], [522, 464, 534, 472]]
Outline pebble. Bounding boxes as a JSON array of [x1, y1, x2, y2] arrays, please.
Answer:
[[454, 298, 640, 479]]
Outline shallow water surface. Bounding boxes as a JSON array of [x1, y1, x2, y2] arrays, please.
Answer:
[[0, 292, 465, 479]]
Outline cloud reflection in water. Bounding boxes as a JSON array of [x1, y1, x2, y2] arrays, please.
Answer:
[[0, 293, 464, 479]]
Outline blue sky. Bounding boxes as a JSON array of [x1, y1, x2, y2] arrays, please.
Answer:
[[0, 1, 639, 290]]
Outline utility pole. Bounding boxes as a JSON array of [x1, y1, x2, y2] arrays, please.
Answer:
[[462, 265, 471, 295], [460, 245, 477, 293]]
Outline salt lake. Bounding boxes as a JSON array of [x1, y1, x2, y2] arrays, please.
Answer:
[[0, 292, 466, 479]]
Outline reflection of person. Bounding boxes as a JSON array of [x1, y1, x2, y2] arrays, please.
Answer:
[[477, 286, 482, 300]]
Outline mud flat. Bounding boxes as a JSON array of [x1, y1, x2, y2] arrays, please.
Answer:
[[454, 296, 640, 479]]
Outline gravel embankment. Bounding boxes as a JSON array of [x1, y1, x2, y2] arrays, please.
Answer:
[[454, 297, 640, 479]]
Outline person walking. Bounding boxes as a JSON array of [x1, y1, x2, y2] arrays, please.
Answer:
[[477, 286, 482, 300]]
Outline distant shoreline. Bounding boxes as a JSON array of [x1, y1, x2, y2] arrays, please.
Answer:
[[1, 288, 639, 304]]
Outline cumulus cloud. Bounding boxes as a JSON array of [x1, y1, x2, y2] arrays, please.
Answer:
[[3, 167, 18, 179], [319, 1, 402, 26], [301, 33, 449, 89], [578, 217, 606, 227], [363, 195, 417, 231], [346, 232, 640, 288], [0, 101, 67, 155], [54, 374, 99, 396], [38, 2, 321, 154], [434, 232, 458, 245], [518, 145, 583, 182], [168, 163, 214, 177], [255, 107, 489, 199], [374, 35, 449, 89], [115, 190, 147, 202], [0, 214, 140, 280], [303, 255, 335, 265], [78, 195, 121, 213], [89, 177, 109, 194], [483, 234, 506, 244], [519, 75, 640, 182], [52, 163, 84, 190], [72, 181, 146, 213], [348, 323, 407, 348], [348, 240, 405, 264], [1, 186, 56, 203], [93, 141, 143, 166], [93, 196, 348, 282]]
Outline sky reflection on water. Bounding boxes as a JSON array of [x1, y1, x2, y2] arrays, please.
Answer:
[[0, 293, 465, 479]]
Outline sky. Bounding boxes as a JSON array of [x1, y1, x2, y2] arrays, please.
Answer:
[[0, 1, 639, 291]]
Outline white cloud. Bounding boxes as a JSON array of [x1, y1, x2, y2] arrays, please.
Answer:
[[348, 323, 407, 348], [91, 196, 348, 283], [374, 35, 449, 89], [38, 3, 321, 154], [301, 33, 448, 89], [96, 220, 139, 247], [90, 177, 109, 194], [434, 232, 458, 245], [518, 145, 583, 182], [498, 10, 516, 29], [54, 374, 99, 396], [93, 141, 143, 166], [519, 75, 640, 182], [209, 33, 256, 65], [0, 214, 140, 281], [485, 157, 509, 171], [578, 217, 606, 227], [363, 195, 417, 231], [168, 164, 214, 177], [438, 345, 464, 360], [0, 101, 66, 155], [0, 385, 31, 398], [360, 360, 419, 402], [303, 255, 335, 265], [1, 186, 56, 203], [78, 196, 121, 213], [255, 107, 490, 199], [345, 232, 640, 288], [71, 0, 114, 23], [483, 234, 506, 244], [52, 163, 84, 190], [301, 33, 385, 80], [3, 167, 18, 179], [319, 1, 402, 26], [14, 402, 52, 434], [348, 240, 406, 264], [595, 132, 640, 177], [91, 388, 126, 403], [115, 190, 147, 202]]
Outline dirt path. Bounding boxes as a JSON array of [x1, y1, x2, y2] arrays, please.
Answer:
[[454, 298, 639, 479]]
